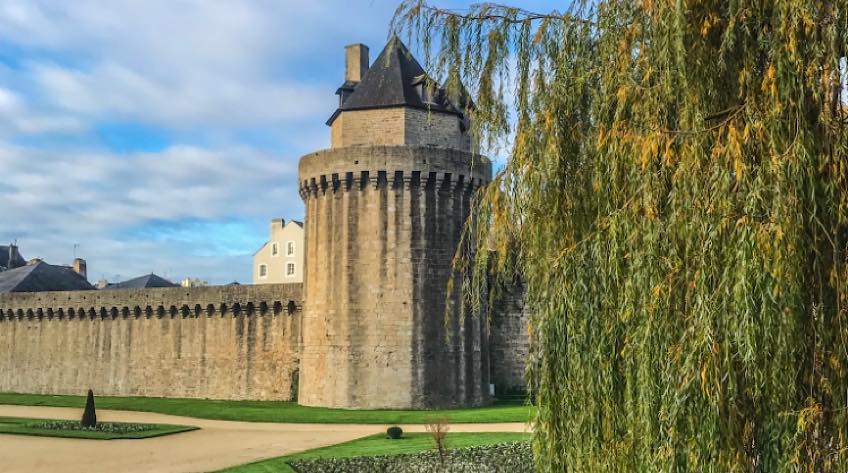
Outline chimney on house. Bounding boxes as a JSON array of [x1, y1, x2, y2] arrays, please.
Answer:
[[72, 258, 87, 280], [8, 244, 21, 269], [345, 43, 369, 84]]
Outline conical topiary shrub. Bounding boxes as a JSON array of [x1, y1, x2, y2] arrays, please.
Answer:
[[81, 389, 96, 428]]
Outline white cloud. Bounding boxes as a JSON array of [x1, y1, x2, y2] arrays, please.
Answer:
[[0, 87, 85, 135], [0, 143, 299, 228], [0, 142, 301, 281], [33, 62, 333, 126], [0, 0, 393, 128]]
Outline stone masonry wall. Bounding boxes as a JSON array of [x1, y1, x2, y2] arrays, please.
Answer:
[[405, 108, 471, 151], [298, 145, 491, 409], [332, 108, 406, 148], [0, 284, 302, 401], [489, 279, 530, 395], [331, 107, 468, 151]]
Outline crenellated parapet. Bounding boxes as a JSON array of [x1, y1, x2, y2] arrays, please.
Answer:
[[298, 146, 491, 199], [0, 283, 302, 322]]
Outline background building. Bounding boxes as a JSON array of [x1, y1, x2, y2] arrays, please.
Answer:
[[0, 247, 91, 293], [0, 244, 26, 272], [253, 218, 304, 284], [181, 277, 208, 288], [99, 273, 178, 290]]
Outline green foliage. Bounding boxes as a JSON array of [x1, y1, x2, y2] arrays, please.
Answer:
[[81, 389, 96, 428], [289, 368, 299, 403], [289, 442, 532, 473], [395, 1, 848, 472], [387, 426, 404, 439]]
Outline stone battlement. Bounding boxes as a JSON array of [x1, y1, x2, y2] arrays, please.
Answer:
[[0, 283, 302, 321], [298, 145, 490, 199]]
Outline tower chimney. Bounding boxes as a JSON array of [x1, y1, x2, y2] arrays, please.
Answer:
[[344, 44, 369, 83], [8, 244, 20, 269], [72, 258, 87, 280]]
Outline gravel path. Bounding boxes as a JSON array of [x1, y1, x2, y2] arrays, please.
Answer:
[[0, 404, 529, 473]]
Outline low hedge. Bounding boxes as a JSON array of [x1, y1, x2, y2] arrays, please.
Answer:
[[26, 420, 157, 434], [289, 442, 532, 473]]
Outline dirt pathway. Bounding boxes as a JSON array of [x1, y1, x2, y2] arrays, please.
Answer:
[[0, 404, 529, 473]]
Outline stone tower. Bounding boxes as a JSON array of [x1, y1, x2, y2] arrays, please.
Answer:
[[298, 37, 492, 409]]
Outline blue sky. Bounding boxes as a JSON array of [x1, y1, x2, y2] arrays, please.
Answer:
[[0, 0, 552, 284]]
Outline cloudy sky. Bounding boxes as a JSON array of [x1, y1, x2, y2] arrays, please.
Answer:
[[0, 0, 550, 284]]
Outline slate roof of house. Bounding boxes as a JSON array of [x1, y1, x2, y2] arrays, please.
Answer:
[[105, 273, 178, 290], [326, 36, 464, 125], [0, 245, 26, 270], [0, 261, 94, 293]]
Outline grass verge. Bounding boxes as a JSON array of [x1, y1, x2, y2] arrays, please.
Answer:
[[0, 393, 533, 424], [215, 431, 532, 473], [0, 416, 197, 440]]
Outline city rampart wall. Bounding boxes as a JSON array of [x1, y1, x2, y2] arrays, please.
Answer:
[[0, 284, 302, 401]]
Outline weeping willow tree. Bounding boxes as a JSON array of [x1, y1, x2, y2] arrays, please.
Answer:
[[395, 1, 848, 472]]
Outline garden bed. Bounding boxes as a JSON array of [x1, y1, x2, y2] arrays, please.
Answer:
[[0, 416, 197, 440], [288, 442, 533, 473]]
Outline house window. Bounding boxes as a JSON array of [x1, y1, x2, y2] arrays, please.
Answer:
[[287, 241, 295, 256], [259, 264, 268, 278], [286, 263, 296, 277], [271, 242, 278, 256]]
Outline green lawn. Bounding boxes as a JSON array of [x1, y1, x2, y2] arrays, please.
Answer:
[[215, 431, 532, 473], [0, 393, 533, 424], [0, 416, 197, 440]]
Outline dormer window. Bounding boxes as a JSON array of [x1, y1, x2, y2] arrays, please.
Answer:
[[414, 78, 435, 105]]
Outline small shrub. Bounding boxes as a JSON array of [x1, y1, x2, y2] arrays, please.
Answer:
[[290, 368, 299, 402], [386, 426, 403, 439], [425, 418, 450, 464], [81, 389, 96, 428]]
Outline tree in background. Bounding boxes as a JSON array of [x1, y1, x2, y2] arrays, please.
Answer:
[[395, 1, 848, 471], [81, 389, 97, 428]]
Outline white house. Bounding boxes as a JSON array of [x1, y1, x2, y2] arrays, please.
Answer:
[[253, 218, 304, 284]]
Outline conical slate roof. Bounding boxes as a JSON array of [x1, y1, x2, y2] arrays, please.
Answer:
[[327, 36, 463, 125], [105, 273, 178, 290], [0, 261, 94, 293]]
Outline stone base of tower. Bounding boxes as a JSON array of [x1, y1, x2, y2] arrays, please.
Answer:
[[297, 146, 492, 409]]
